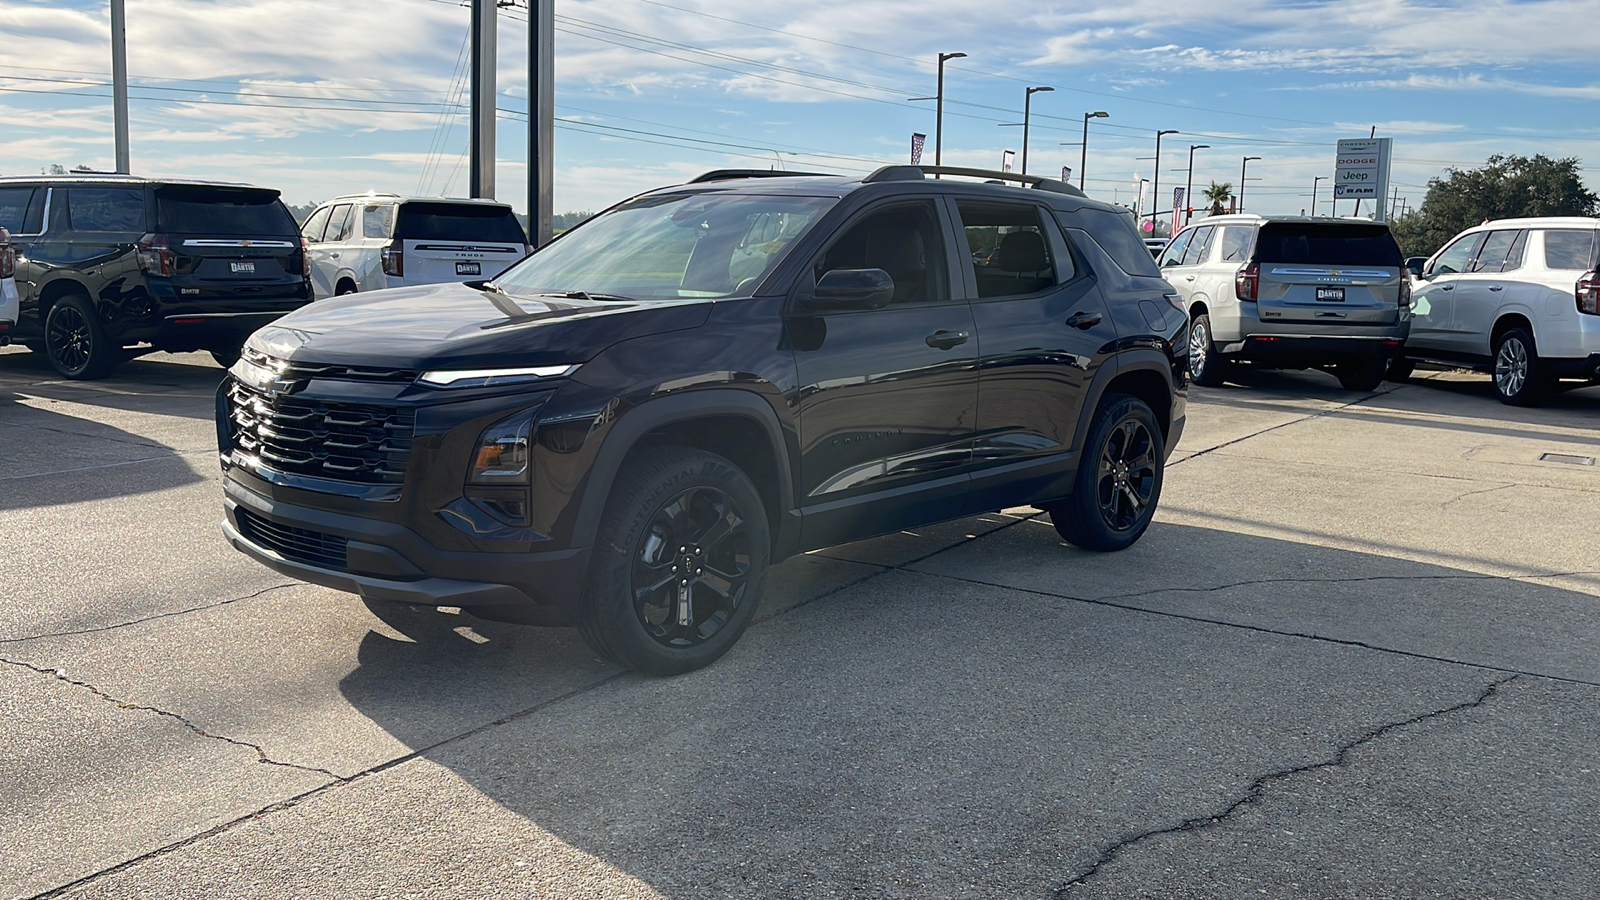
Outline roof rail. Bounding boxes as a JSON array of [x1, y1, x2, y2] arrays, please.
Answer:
[[861, 165, 1088, 198], [688, 169, 832, 184]]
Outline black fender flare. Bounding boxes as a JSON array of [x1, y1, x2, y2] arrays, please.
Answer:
[[1072, 349, 1177, 454], [567, 388, 798, 558]]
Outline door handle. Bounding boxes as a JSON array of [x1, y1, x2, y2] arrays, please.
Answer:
[[330, 253, 340, 259], [1184, 275, 1196, 281], [925, 330, 969, 350], [1065, 311, 1102, 330], [1488, 285, 1503, 292], [1440, 284, 1454, 291]]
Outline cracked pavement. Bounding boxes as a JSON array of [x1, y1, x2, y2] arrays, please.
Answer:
[[3, 348, 1599, 899]]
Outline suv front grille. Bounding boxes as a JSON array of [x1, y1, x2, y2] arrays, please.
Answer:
[[235, 508, 348, 570], [228, 379, 415, 484], [241, 347, 418, 383]]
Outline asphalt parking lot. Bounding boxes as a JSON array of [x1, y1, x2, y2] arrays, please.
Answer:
[[3, 346, 1599, 899]]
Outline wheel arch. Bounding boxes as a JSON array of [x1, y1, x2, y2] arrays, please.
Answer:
[[37, 276, 95, 323], [569, 389, 798, 562], [335, 275, 358, 294], [1491, 311, 1535, 348], [1075, 351, 1176, 453]]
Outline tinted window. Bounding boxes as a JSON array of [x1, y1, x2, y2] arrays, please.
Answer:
[[300, 206, 331, 243], [816, 200, 948, 306], [1254, 222, 1402, 267], [1432, 232, 1485, 276], [1218, 226, 1253, 262], [1179, 226, 1214, 265], [0, 187, 36, 232], [958, 201, 1060, 299], [1501, 229, 1527, 272], [1470, 230, 1518, 273], [362, 204, 394, 239], [68, 188, 146, 231], [154, 187, 295, 235], [1543, 229, 1598, 270], [395, 203, 526, 242], [323, 204, 354, 243], [1159, 229, 1193, 268], [1072, 207, 1160, 276]]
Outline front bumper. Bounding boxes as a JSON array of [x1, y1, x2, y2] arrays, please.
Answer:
[[222, 477, 592, 625]]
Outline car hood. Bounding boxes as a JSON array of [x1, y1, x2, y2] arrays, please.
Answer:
[[245, 282, 713, 369]]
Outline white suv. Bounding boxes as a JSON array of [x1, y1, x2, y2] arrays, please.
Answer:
[[0, 228, 18, 342], [299, 194, 529, 300], [1161, 214, 1410, 392], [1400, 218, 1600, 405]]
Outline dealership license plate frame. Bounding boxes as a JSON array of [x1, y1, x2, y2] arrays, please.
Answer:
[[456, 261, 481, 276], [1316, 286, 1345, 302]]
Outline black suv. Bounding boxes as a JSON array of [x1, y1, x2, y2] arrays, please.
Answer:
[[0, 175, 311, 378], [218, 166, 1188, 674]]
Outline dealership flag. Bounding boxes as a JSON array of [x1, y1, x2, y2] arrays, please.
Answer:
[[1061, 166, 1072, 183], [910, 133, 926, 165], [1001, 150, 1015, 173]]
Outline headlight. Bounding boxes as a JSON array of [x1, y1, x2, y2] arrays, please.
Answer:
[[470, 410, 535, 484], [418, 364, 576, 389]]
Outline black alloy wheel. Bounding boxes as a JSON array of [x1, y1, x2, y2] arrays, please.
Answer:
[[631, 484, 752, 648], [1050, 393, 1165, 552], [44, 295, 117, 379], [579, 447, 770, 675]]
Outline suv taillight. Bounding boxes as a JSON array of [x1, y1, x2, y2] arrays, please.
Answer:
[[136, 233, 174, 277], [1235, 261, 1259, 302], [300, 237, 312, 277], [0, 228, 13, 279], [381, 240, 403, 277], [1577, 270, 1600, 316], [1399, 277, 1412, 309]]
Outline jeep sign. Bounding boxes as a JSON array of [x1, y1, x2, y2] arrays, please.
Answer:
[[1333, 137, 1393, 220]]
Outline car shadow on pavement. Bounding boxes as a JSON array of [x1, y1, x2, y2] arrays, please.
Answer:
[[319, 517, 1600, 898], [0, 347, 227, 422]]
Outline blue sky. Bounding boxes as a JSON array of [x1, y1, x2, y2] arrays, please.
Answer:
[[5, 0, 1599, 220]]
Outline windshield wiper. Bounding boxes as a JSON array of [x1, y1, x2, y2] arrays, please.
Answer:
[[529, 290, 636, 303]]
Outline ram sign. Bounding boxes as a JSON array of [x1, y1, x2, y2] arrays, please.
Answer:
[[1333, 137, 1393, 220]]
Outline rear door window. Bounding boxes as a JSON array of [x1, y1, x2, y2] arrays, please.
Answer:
[[1180, 226, 1214, 265], [1255, 222, 1402, 267], [1159, 229, 1193, 268], [1217, 226, 1253, 263], [957, 200, 1063, 299], [1470, 230, 1519, 273], [395, 203, 526, 242], [0, 187, 37, 233], [323, 204, 354, 243], [1542, 229, 1598, 270], [1500, 229, 1528, 272], [67, 188, 147, 232], [154, 186, 295, 235]]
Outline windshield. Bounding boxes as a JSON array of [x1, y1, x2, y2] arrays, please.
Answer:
[[494, 191, 835, 300]]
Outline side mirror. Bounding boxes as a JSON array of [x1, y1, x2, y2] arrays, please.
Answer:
[[806, 268, 894, 310], [1405, 256, 1429, 279]]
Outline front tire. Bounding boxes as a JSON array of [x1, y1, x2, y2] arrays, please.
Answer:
[[578, 447, 770, 676], [1188, 314, 1228, 387], [45, 294, 119, 379], [1494, 327, 1547, 406], [1050, 394, 1165, 552], [209, 345, 242, 368]]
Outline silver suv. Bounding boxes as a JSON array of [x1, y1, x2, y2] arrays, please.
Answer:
[[1398, 217, 1600, 405], [1162, 214, 1410, 391]]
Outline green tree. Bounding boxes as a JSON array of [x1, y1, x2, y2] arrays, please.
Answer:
[[1202, 180, 1233, 216], [1389, 154, 1597, 258]]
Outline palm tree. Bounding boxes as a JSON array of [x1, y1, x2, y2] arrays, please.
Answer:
[[1203, 181, 1234, 215]]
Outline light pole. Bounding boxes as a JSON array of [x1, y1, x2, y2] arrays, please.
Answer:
[[1238, 156, 1261, 213], [1152, 129, 1177, 233], [1019, 86, 1053, 175], [935, 51, 966, 168], [1312, 176, 1327, 216], [1184, 144, 1209, 225], [1079, 110, 1108, 189]]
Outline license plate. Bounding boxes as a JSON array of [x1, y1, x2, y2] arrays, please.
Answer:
[[456, 261, 481, 275], [1316, 287, 1345, 301], [231, 261, 256, 274]]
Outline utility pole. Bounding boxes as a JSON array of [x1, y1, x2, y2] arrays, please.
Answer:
[[1184, 144, 1208, 225], [1238, 156, 1261, 213], [1153, 129, 1177, 233], [527, 0, 553, 245], [934, 52, 966, 169], [469, 0, 497, 199], [1312, 176, 1326, 216], [110, 0, 130, 173]]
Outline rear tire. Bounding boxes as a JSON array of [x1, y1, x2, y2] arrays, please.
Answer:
[[1386, 357, 1415, 382], [578, 447, 769, 676], [1336, 356, 1387, 392], [44, 294, 119, 379], [1493, 327, 1548, 406], [1187, 314, 1228, 387], [1049, 394, 1165, 552]]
